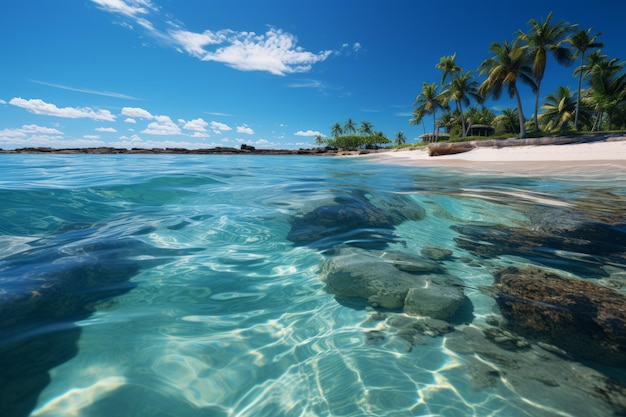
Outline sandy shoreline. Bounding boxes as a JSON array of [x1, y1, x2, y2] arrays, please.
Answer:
[[365, 136, 626, 174]]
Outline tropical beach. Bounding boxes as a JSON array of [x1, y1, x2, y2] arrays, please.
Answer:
[[2, 1, 626, 417]]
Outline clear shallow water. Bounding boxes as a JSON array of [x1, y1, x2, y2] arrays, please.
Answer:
[[0, 154, 625, 417]]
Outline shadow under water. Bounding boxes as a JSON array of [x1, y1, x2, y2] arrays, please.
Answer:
[[0, 225, 199, 417]]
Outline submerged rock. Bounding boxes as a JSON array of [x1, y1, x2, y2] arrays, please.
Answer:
[[319, 247, 464, 320], [493, 266, 626, 365], [452, 220, 626, 277], [287, 190, 425, 251], [445, 326, 626, 416]]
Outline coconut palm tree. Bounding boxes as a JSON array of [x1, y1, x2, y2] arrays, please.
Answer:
[[495, 107, 520, 134], [436, 53, 462, 85], [479, 40, 536, 138], [569, 27, 603, 130], [359, 121, 373, 136], [331, 122, 343, 138], [413, 82, 446, 142], [589, 58, 626, 130], [314, 134, 324, 147], [539, 85, 577, 131], [448, 71, 482, 137], [517, 12, 574, 132], [394, 131, 407, 145], [343, 118, 357, 135]]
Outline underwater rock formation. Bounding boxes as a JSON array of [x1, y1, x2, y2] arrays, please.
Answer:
[[493, 266, 626, 365], [452, 219, 626, 277], [287, 190, 425, 251], [319, 247, 464, 320]]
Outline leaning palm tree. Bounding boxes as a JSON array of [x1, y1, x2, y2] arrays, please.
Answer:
[[436, 53, 462, 85], [539, 85, 577, 131], [331, 122, 343, 138], [413, 82, 446, 142], [394, 131, 407, 145], [479, 40, 536, 138], [343, 118, 357, 135], [314, 134, 324, 147], [448, 71, 482, 137], [570, 27, 604, 130], [359, 121, 373, 136], [517, 12, 574, 132]]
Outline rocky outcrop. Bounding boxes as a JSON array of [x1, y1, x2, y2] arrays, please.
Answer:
[[319, 247, 464, 319], [428, 142, 475, 156], [493, 266, 626, 365]]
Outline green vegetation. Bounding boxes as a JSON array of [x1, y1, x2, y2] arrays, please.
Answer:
[[320, 12, 624, 148], [409, 12, 625, 143], [319, 119, 391, 150]]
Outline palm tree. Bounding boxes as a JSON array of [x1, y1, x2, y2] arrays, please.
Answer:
[[394, 131, 407, 145], [495, 107, 520, 134], [589, 58, 626, 130], [343, 118, 357, 135], [314, 134, 324, 147], [436, 53, 462, 85], [517, 12, 574, 132], [448, 71, 482, 137], [413, 82, 446, 142], [539, 85, 577, 131], [359, 121, 373, 136], [479, 40, 536, 138], [331, 122, 343, 138], [570, 27, 604, 130]]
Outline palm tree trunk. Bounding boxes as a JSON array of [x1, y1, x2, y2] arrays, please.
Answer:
[[533, 82, 541, 132], [433, 114, 438, 142], [458, 101, 466, 138], [514, 88, 527, 138], [574, 53, 584, 130]]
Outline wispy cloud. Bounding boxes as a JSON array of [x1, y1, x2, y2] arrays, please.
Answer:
[[121, 106, 154, 119], [236, 125, 254, 135], [141, 115, 181, 135], [31, 80, 142, 100], [95, 127, 118, 132], [209, 121, 232, 134], [90, 0, 333, 75], [295, 130, 323, 137], [9, 97, 116, 121]]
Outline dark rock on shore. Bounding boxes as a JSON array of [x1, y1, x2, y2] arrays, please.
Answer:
[[493, 265, 626, 365]]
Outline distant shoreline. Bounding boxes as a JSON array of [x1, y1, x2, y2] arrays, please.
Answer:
[[0, 146, 337, 156]]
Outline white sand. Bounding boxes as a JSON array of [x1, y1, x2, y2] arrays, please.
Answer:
[[368, 138, 626, 174]]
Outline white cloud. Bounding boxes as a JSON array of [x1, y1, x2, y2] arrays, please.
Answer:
[[90, 0, 154, 18], [31, 80, 140, 100], [124, 117, 137, 123], [9, 97, 116, 121], [169, 29, 224, 56], [182, 118, 208, 132], [201, 28, 332, 75], [210, 121, 232, 134], [236, 125, 254, 135], [141, 115, 181, 135], [0, 99, 6, 104], [190, 131, 209, 138], [295, 130, 323, 137], [0, 124, 108, 149], [96, 127, 117, 132], [353, 42, 362, 52], [122, 106, 153, 119]]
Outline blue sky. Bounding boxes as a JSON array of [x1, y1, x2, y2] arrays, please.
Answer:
[[1, 0, 624, 150]]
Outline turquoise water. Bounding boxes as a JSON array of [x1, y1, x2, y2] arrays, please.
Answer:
[[1, 154, 625, 417]]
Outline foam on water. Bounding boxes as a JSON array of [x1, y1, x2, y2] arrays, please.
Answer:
[[1, 154, 625, 417]]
